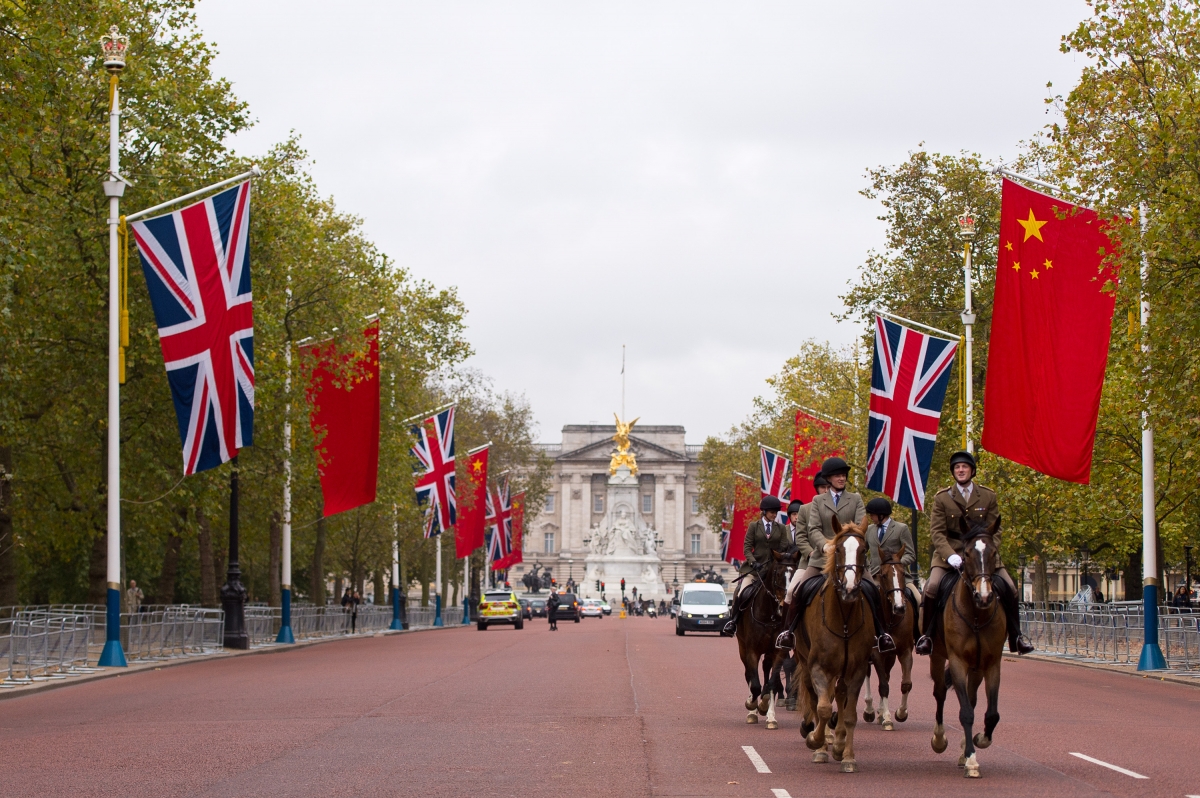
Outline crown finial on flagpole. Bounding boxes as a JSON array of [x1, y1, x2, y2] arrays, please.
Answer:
[[957, 206, 977, 241], [101, 26, 129, 74]]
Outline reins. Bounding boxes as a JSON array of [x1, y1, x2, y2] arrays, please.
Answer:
[[950, 575, 1000, 671]]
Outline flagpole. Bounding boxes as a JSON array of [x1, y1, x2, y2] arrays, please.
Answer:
[[276, 322, 295, 644], [958, 208, 977, 454], [621, 344, 626, 421], [123, 166, 262, 223], [98, 28, 128, 668], [1137, 203, 1166, 671], [434, 533, 443, 626]]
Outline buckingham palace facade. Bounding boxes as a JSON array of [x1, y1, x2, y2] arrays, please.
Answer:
[[512, 424, 729, 597]]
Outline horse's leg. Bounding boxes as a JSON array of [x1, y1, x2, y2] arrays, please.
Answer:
[[765, 654, 781, 729], [878, 652, 894, 730], [896, 645, 913, 722], [831, 678, 848, 761], [974, 660, 1001, 749], [758, 653, 775, 714], [862, 657, 876, 722], [951, 659, 979, 778], [930, 650, 948, 754], [742, 644, 761, 723], [838, 667, 865, 773], [807, 666, 833, 762]]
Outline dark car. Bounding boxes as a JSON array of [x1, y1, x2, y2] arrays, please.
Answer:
[[529, 598, 548, 617], [552, 593, 582, 623], [518, 598, 532, 620]]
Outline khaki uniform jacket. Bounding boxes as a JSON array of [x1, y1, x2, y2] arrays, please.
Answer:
[[805, 491, 865, 570], [866, 519, 917, 576], [929, 482, 1001, 569], [739, 518, 792, 575], [793, 505, 814, 561]]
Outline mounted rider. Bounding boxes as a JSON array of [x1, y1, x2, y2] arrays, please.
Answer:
[[722, 495, 791, 636], [864, 497, 916, 580], [914, 450, 1034, 656], [773, 457, 896, 653]]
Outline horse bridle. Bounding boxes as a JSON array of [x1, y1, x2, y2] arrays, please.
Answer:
[[746, 559, 793, 626], [878, 558, 910, 631]]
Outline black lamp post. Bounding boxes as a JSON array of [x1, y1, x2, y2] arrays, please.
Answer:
[[221, 456, 249, 649], [1018, 554, 1027, 602], [1080, 545, 1091, 599], [1185, 545, 1194, 607]]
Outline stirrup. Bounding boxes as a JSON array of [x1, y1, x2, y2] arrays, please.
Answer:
[[775, 630, 795, 650], [876, 633, 897, 654], [722, 620, 737, 636], [915, 635, 933, 655]]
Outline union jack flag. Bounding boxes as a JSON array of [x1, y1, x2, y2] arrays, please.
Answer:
[[760, 446, 791, 503], [485, 478, 512, 569], [866, 315, 958, 511], [131, 181, 254, 475], [411, 406, 456, 538]]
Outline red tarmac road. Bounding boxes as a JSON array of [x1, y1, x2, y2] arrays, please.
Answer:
[[1, 614, 1198, 797]]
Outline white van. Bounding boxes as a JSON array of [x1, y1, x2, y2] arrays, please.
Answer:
[[674, 582, 731, 635]]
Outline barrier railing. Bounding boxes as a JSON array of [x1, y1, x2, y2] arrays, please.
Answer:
[[123, 607, 224, 661], [1, 610, 94, 686], [1020, 602, 1200, 673], [405, 606, 464, 628]]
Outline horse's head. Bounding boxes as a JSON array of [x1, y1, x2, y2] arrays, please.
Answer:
[[959, 514, 1001, 609], [767, 545, 803, 603], [879, 544, 908, 613], [824, 515, 868, 602]]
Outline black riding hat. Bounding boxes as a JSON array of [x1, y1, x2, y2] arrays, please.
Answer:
[[813, 473, 830, 488], [865, 497, 893, 517], [949, 450, 977, 473], [787, 499, 804, 515], [759, 495, 782, 512], [820, 456, 850, 477]]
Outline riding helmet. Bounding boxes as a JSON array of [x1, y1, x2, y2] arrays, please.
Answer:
[[812, 473, 830, 489], [787, 499, 804, 515], [820, 456, 851, 477], [865, 497, 893, 517], [759, 495, 782, 512], [949, 450, 977, 475]]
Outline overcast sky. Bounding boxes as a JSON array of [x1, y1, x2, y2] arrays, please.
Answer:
[[195, 1, 1089, 444]]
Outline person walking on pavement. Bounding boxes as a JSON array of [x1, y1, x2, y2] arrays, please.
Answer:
[[341, 587, 354, 633], [350, 590, 362, 633], [547, 591, 560, 631], [125, 580, 144, 613], [722, 495, 790, 635]]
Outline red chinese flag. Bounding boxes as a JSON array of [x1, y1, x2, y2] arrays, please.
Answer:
[[456, 446, 489, 557], [498, 491, 526, 569], [726, 478, 759, 565], [981, 179, 1117, 484], [792, 410, 842, 502], [302, 322, 381, 516]]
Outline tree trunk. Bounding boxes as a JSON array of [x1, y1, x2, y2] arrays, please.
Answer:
[[88, 528, 107, 604], [155, 507, 186, 604], [333, 574, 343, 604], [374, 568, 385, 606], [420, 560, 429, 607], [269, 510, 282, 607], [0, 445, 17, 605], [196, 507, 218, 608], [311, 516, 326, 605], [1033, 555, 1049, 603], [1123, 548, 1142, 601]]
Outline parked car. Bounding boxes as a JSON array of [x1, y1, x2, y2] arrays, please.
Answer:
[[581, 598, 604, 618], [675, 582, 729, 635], [529, 598, 548, 617], [478, 589, 524, 631], [552, 592, 581, 623], [518, 598, 532, 620], [600, 599, 612, 616]]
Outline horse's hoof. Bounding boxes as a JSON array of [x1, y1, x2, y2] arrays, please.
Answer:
[[758, 697, 771, 714], [963, 755, 980, 778], [862, 710, 875, 723], [766, 720, 778, 730], [831, 747, 844, 762], [882, 719, 894, 731], [840, 760, 858, 773], [895, 708, 908, 722], [805, 731, 823, 751], [957, 755, 966, 768], [745, 698, 757, 711], [931, 735, 948, 754], [812, 750, 829, 763], [746, 713, 758, 724], [973, 733, 991, 749]]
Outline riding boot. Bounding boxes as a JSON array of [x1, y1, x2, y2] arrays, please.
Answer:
[[775, 594, 803, 650], [998, 578, 1034, 654], [915, 596, 935, 656], [860, 580, 897, 653], [722, 583, 748, 635]]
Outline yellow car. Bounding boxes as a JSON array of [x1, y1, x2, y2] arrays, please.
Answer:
[[478, 589, 525, 631]]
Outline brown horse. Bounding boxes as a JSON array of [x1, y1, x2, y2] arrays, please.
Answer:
[[795, 518, 875, 773], [863, 545, 916, 730], [929, 518, 1007, 778], [735, 546, 802, 729]]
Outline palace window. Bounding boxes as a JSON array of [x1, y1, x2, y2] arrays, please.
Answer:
[[642, 494, 653, 513], [593, 495, 604, 513], [544, 533, 555, 553], [691, 533, 701, 555], [691, 495, 700, 514], [544, 494, 555, 513]]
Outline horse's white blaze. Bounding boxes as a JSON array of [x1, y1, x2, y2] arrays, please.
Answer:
[[892, 570, 904, 609], [842, 537, 860, 589], [974, 539, 990, 599]]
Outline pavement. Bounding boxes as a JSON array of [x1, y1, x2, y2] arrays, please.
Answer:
[[1, 613, 1198, 797]]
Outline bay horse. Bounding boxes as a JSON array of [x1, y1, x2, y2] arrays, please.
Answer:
[[795, 518, 874, 773], [930, 517, 1007, 778], [862, 545, 916, 731], [735, 546, 801, 730]]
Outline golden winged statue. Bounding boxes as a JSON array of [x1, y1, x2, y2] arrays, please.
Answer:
[[610, 413, 640, 475]]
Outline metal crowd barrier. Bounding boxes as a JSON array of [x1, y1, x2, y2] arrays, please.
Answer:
[[1, 610, 94, 687], [122, 607, 225, 661], [1020, 602, 1200, 673]]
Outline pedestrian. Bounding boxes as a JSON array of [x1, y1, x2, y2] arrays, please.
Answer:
[[125, 579, 144, 613], [341, 587, 354, 633], [547, 591, 560, 631], [350, 591, 362, 633], [1173, 585, 1189, 608]]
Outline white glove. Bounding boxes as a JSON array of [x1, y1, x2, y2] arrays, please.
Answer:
[[947, 554, 963, 569]]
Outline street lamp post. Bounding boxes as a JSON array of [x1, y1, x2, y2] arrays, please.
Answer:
[[1081, 545, 1091, 602], [1017, 555, 1027, 603], [221, 456, 249, 649], [958, 207, 977, 454], [1185, 545, 1194, 608], [98, 26, 129, 668]]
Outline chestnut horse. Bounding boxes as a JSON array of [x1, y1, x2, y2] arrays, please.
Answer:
[[930, 518, 1007, 778], [735, 546, 802, 729], [795, 518, 875, 773], [862, 546, 916, 730]]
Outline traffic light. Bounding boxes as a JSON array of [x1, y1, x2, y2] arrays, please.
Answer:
[[601, 582, 605, 593], [595, 580, 601, 591], [620, 578, 626, 594]]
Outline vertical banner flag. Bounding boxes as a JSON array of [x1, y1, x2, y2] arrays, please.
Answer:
[[719, 516, 732, 563], [501, 491, 526, 569], [982, 179, 1117, 483], [792, 410, 843, 503], [759, 445, 792, 503], [725, 477, 758, 566], [485, 478, 512, 570], [131, 181, 254, 474], [456, 445, 489, 557], [411, 406, 456, 537], [301, 323, 380, 516], [866, 315, 958, 511]]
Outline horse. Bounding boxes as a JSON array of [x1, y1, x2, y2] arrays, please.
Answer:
[[794, 517, 875, 773], [862, 545, 917, 731], [735, 546, 801, 730], [929, 517, 1007, 778]]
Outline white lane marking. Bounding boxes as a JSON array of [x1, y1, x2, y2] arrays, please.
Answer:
[[742, 745, 770, 773], [1068, 752, 1148, 779], [771, 790, 792, 798]]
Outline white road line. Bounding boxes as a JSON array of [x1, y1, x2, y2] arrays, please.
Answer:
[[771, 790, 792, 798], [741, 745, 770, 773], [1068, 752, 1148, 779]]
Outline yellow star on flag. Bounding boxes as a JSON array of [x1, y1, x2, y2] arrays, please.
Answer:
[[472, 460, 483, 473], [1044, 258, 1053, 269], [1004, 241, 1013, 251], [1012, 261, 1021, 272], [1017, 209, 1048, 242], [1030, 269, 1040, 279]]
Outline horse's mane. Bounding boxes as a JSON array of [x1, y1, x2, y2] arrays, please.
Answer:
[[821, 521, 868, 576]]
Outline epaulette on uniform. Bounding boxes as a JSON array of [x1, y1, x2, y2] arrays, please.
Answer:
[[935, 486, 952, 495], [975, 483, 996, 494]]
